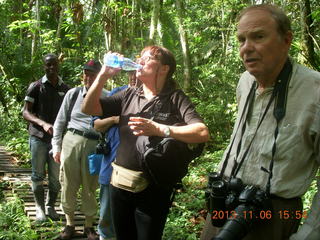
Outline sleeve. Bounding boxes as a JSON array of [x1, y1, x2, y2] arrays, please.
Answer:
[[290, 79, 320, 240], [24, 81, 39, 103], [109, 85, 128, 96], [289, 179, 320, 240], [174, 90, 204, 124], [51, 89, 73, 153], [100, 88, 127, 118], [91, 116, 101, 128]]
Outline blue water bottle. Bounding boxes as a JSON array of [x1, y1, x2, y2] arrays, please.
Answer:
[[103, 53, 142, 71]]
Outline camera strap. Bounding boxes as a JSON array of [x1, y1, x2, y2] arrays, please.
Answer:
[[231, 85, 276, 177], [221, 59, 292, 195], [264, 59, 292, 194], [220, 82, 257, 177]]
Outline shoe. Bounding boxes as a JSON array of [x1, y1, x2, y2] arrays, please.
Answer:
[[84, 227, 99, 240], [46, 190, 60, 220], [46, 206, 60, 220], [35, 205, 46, 222], [60, 225, 75, 240], [33, 184, 46, 222]]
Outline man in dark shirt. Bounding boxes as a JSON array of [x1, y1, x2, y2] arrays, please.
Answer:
[[22, 53, 69, 222]]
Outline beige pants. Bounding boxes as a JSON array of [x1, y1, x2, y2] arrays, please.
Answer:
[[60, 131, 99, 216]]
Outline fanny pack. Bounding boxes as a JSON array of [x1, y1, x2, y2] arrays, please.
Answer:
[[110, 162, 149, 193]]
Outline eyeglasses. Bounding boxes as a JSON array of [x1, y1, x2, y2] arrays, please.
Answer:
[[137, 56, 157, 64]]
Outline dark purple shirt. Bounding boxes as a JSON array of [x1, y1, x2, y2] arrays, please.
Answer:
[[100, 86, 204, 171]]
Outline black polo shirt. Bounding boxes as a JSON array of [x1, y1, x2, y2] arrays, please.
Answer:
[[24, 76, 70, 142], [100, 86, 204, 171]]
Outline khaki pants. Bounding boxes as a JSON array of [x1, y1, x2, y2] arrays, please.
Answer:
[[200, 196, 302, 240], [60, 131, 99, 216]]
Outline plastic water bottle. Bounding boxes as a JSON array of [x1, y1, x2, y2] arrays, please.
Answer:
[[103, 53, 142, 71]]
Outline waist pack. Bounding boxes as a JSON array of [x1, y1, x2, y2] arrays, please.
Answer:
[[137, 136, 204, 189], [110, 162, 149, 193]]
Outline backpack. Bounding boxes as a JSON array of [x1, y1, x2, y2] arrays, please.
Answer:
[[136, 90, 205, 189], [140, 136, 204, 189]]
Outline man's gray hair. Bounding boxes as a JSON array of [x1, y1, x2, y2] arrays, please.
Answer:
[[237, 4, 292, 38]]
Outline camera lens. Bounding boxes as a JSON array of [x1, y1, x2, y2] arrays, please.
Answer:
[[210, 180, 228, 227], [208, 172, 221, 184], [229, 178, 244, 192], [211, 180, 227, 195]]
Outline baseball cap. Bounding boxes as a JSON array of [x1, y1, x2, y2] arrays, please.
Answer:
[[83, 60, 102, 73]]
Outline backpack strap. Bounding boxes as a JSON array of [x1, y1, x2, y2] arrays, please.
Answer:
[[66, 87, 82, 124]]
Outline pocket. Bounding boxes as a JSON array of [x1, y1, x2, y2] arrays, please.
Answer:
[[260, 123, 300, 162]]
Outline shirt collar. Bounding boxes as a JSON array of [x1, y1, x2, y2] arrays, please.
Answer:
[[137, 83, 177, 98], [82, 86, 88, 97], [41, 75, 63, 86]]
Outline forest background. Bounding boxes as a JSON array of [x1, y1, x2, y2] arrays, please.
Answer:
[[0, 0, 319, 239]]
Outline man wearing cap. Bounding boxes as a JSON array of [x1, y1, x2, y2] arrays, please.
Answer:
[[52, 60, 108, 240], [23, 53, 70, 222]]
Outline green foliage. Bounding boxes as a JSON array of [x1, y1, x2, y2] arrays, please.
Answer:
[[163, 150, 224, 239], [0, 98, 30, 165], [0, 0, 319, 238], [191, 59, 241, 149], [0, 196, 38, 240]]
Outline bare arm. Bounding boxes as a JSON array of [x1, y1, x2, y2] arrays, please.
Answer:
[[22, 101, 53, 135], [93, 116, 119, 133], [82, 65, 121, 116], [128, 117, 210, 144]]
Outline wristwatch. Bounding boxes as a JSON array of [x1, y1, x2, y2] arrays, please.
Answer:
[[163, 126, 170, 137]]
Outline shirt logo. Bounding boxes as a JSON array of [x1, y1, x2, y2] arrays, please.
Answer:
[[154, 112, 170, 121]]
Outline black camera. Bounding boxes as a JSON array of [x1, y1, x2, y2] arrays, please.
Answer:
[[95, 140, 111, 155], [205, 172, 272, 240]]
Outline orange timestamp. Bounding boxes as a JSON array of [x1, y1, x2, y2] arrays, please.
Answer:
[[278, 210, 308, 220], [211, 210, 308, 220]]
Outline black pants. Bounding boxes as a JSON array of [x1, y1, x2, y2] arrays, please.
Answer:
[[110, 184, 173, 240]]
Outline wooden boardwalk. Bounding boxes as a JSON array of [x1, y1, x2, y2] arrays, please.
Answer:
[[0, 146, 99, 239]]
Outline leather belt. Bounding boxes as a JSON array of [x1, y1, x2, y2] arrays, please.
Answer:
[[270, 194, 301, 201], [68, 128, 100, 140]]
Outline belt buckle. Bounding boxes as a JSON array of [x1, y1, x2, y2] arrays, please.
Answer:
[[83, 131, 89, 138]]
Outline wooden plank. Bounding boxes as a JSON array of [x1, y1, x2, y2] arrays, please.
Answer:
[[1, 146, 100, 237]]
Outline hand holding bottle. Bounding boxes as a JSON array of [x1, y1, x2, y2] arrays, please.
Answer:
[[98, 64, 121, 80]]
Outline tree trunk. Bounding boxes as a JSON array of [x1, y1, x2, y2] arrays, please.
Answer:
[[149, 0, 160, 44], [56, 2, 64, 53], [301, 0, 319, 70], [31, 0, 40, 63], [0, 64, 9, 114], [175, 0, 191, 90]]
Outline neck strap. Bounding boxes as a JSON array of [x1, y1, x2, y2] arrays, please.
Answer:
[[221, 59, 292, 195]]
